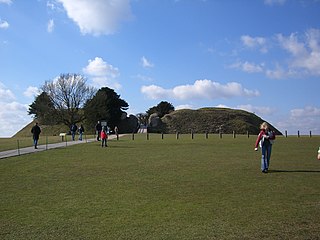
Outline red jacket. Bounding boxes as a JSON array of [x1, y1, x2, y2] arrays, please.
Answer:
[[255, 130, 276, 148], [101, 131, 108, 139]]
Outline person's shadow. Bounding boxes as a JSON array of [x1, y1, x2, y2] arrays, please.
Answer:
[[269, 170, 320, 173]]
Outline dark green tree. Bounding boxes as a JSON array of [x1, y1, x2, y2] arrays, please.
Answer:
[[84, 87, 129, 130], [28, 92, 58, 124], [146, 101, 175, 118]]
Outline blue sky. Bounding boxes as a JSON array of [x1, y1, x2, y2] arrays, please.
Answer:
[[0, 0, 320, 137]]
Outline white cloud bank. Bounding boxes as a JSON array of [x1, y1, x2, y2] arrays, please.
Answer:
[[277, 106, 320, 135], [141, 79, 259, 100], [83, 57, 121, 89], [57, 0, 132, 36], [233, 29, 320, 79], [0, 83, 32, 137]]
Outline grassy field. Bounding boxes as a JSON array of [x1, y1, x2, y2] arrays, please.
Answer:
[[0, 134, 319, 239]]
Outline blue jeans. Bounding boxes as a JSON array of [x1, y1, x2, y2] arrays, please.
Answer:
[[261, 144, 272, 171], [71, 131, 76, 141], [33, 138, 38, 147]]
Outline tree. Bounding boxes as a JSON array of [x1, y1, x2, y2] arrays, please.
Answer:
[[41, 73, 95, 127], [28, 92, 57, 124], [136, 113, 148, 126], [146, 101, 175, 118], [84, 87, 129, 130]]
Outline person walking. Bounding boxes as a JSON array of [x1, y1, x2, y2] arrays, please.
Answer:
[[70, 123, 77, 141], [254, 122, 276, 173], [101, 126, 108, 147], [95, 121, 102, 141], [78, 124, 85, 141], [31, 122, 41, 149]]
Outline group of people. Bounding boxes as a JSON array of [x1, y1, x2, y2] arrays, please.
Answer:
[[95, 121, 118, 147], [70, 123, 85, 141], [31, 121, 276, 173]]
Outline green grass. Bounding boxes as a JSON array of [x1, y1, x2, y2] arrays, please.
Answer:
[[1, 134, 320, 239]]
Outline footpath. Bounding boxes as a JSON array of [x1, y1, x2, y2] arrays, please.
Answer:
[[0, 135, 122, 159]]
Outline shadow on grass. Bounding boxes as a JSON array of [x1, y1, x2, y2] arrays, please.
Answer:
[[269, 169, 320, 173]]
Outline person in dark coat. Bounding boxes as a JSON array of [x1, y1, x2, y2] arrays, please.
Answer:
[[31, 122, 41, 149], [70, 123, 78, 141], [78, 124, 85, 141], [95, 121, 102, 141]]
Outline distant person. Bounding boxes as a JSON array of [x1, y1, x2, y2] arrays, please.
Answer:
[[31, 122, 41, 149], [254, 122, 276, 173], [95, 121, 102, 141], [114, 126, 119, 139], [70, 123, 78, 141], [78, 124, 85, 141], [100, 126, 108, 147]]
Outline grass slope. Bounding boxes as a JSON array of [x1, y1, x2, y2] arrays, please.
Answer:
[[13, 120, 70, 138], [1, 135, 319, 239], [161, 108, 281, 135]]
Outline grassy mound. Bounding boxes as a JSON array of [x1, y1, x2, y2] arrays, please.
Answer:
[[159, 107, 281, 135], [13, 120, 70, 138]]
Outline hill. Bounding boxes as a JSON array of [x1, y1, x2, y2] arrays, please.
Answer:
[[149, 107, 282, 135], [13, 121, 70, 138], [14, 107, 282, 138]]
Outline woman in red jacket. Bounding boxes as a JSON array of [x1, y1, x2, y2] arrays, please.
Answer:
[[100, 126, 108, 147], [254, 122, 276, 173]]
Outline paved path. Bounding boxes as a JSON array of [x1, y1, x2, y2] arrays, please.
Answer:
[[0, 135, 122, 159]]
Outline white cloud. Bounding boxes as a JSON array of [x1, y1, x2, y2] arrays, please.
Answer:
[[0, 82, 15, 101], [175, 104, 194, 110], [237, 104, 276, 116], [277, 106, 320, 135], [47, 19, 54, 33], [141, 79, 259, 100], [0, 0, 12, 5], [0, 19, 9, 29], [57, 0, 132, 36], [264, 0, 286, 6], [276, 29, 320, 76], [241, 35, 267, 53], [0, 102, 32, 137], [24, 86, 40, 98], [83, 57, 121, 89], [141, 56, 154, 68], [230, 61, 264, 73], [0, 83, 32, 137]]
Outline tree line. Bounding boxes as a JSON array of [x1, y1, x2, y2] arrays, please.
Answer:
[[28, 73, 174, 133]]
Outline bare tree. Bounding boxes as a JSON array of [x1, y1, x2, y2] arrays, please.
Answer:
[[42, 73, 96, 127]]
